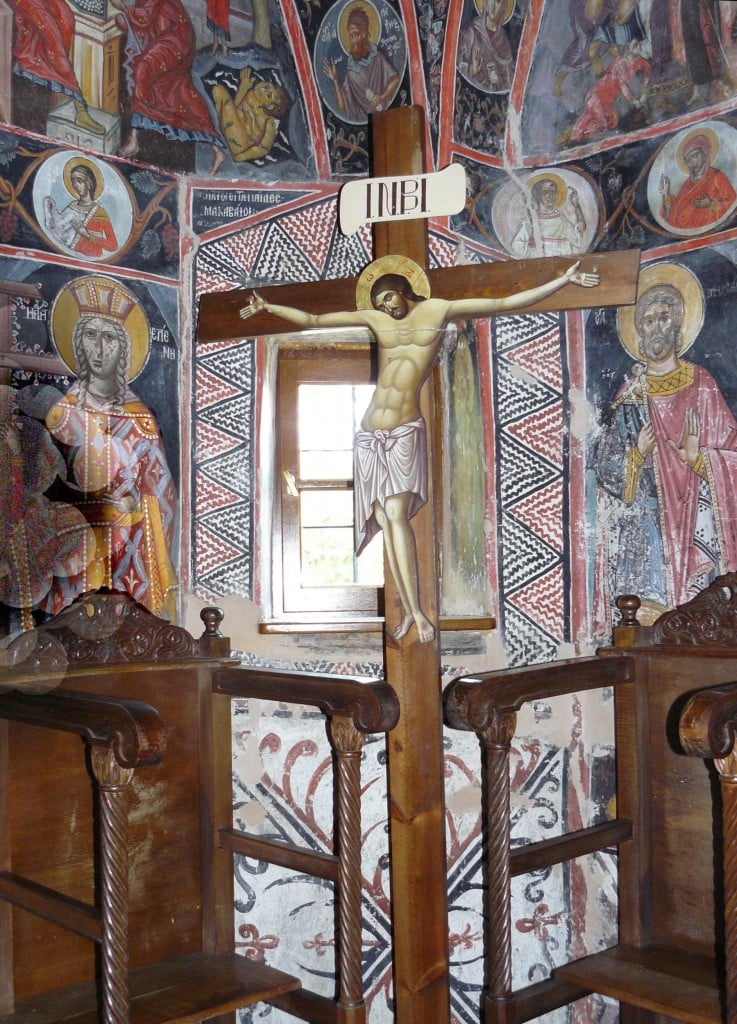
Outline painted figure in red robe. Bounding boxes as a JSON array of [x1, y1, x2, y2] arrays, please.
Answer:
[[595, 268, 737, 630], [43, 162, 118, 259], [560, 39, 651, 145], [111, 0, 225, 173], [207, 0, 230, 57], [660, 132, 737, 232], [11, 0, 103, 134]]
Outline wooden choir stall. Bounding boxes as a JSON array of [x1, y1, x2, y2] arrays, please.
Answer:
[[4, 577, 737, 1023], [0, 590, 399, 1023], [445, 577, 737, 1024]]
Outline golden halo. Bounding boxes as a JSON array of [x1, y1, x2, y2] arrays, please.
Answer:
[[356, 255, 431, 309], [675, 126, 719, 175], [338, 0, 381, 52], [526, 172, 567, 208], [51, 276, 150, 381], [62, 157, 105, 201], [617, 262, 704, 360], [473, 0, 516, 21]]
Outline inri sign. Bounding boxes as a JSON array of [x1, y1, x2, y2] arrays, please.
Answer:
[[339, 163, 467, 237]]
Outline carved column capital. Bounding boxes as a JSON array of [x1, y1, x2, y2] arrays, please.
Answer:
[[328, 715, 365, 756], [716, 752, 737, 782], [480, 708, 517, 750], [90, 746, 134, 789]]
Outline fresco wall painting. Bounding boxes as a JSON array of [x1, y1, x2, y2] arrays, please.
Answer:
[[0, 132, 181, 638], [6, 3, 737, 1024]]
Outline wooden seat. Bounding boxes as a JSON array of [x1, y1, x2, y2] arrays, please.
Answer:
[[1, 952, 298, 1024], [0, 590, 399, 1024], [444, 574, 737, 1024]]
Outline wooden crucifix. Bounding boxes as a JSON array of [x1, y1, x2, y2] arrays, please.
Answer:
[[197, 105, 639, 1024]]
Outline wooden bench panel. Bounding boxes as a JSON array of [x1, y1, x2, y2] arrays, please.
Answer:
[[0, 952, 299, 1024], [557, 945, 722, 1024]]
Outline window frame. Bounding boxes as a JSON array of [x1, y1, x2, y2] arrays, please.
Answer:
[[271, 342, 383, 625]]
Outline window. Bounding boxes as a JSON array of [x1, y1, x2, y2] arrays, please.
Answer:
[[271, 344, 384, 625]]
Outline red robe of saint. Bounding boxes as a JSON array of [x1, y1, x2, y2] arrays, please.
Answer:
[[661, 166, 737, 230], [635, 362, 737, 604], [11, 0, 81, 99], [207, 0, 230, 37], [119, 0, 219, 142]]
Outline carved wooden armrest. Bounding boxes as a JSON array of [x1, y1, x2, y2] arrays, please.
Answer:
[[444, 655, 633, 733], [444, 656, 635, 1015], [0, 687, 167, 1020], [213, 665, 398, 1021], [679, 682, 737, 760], [213, 665, 400, 734], [0, 688, 166, 768]]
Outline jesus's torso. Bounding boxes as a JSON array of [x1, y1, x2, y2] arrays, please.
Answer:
[[361, 300, 448, 431]]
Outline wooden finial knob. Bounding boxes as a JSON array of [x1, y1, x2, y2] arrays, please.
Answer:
[[200, 606, 224, 638], [615, 594, 641, 628]]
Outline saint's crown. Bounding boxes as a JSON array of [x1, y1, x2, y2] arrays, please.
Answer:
[[70, 278, 136, 323]]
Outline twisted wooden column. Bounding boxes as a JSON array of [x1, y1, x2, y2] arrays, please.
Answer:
[[481, 709, 517, 1006], [90, 746, 134, 1024], [328, 715, 366, 1024], [715, 751, 737, 1024], [680, 683, 737, 1024]]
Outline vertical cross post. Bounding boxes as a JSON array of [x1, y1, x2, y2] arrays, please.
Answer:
[[371, 105, 451, 1024]]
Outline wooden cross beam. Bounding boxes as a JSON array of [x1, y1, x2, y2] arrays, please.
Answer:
[[197, 250, 639, 344], [197, 106, 638, 1024]]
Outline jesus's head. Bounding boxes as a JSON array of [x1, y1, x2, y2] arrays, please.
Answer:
[[371, 274, 426, 318]]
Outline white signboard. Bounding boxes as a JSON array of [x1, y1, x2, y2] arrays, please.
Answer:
[[339, 163, 467, 236]]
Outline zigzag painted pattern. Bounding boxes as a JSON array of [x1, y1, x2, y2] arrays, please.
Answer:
[[498, 433, 560, 507], [195, 363, 242, 408], [502, 603, 560, 665], [499, 515, 559, 593], [511, 564, 566, 640], [192, 196, 373, 601], [281, 199, 340, 265], [505, 322, 564, 391], [506, 401, 565, 469], [493, 314, 567, 663], [509, 480, 564, 552], [194, 421, 241, 463], [195, 519, 244, 569], [193, 332, 255, 598]]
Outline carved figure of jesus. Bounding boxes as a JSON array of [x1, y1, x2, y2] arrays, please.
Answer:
[[241, 255, 599, 643]]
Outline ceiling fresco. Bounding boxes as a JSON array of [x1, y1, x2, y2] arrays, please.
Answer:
[[8, 0, 737, 285], [6, 0, 735, 183]]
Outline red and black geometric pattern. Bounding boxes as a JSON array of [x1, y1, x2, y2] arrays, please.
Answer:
[[491, 311, 569, 665], [192, 192, 373, 602]]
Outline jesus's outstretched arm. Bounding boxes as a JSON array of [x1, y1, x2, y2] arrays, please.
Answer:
[[240, 291, 372, 330], [443, 261, 599, 321]]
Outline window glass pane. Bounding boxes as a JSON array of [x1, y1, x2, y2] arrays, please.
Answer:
[[300, 494, 383, 587], [300, 450, 352, 480], [279, 352, 384, 608], [301, 490, 353, 528], [299, 385, 353, 449], [301, 526, 356, 585], [298, 383, 373, 481]]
